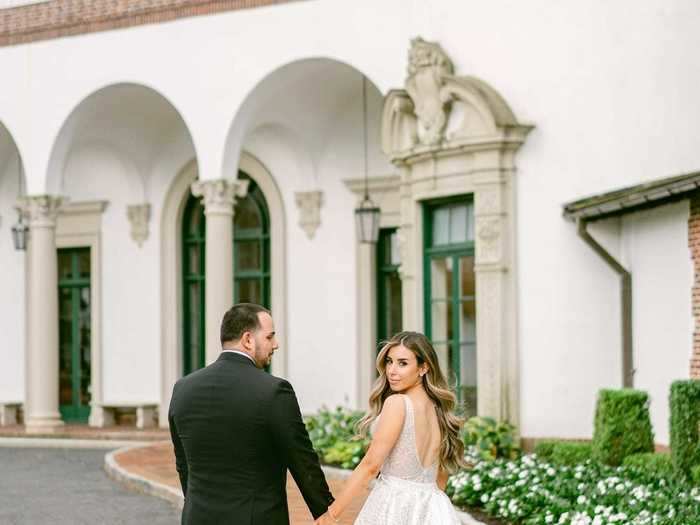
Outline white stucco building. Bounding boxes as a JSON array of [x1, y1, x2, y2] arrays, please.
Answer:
[[0, 0, 698, 446]]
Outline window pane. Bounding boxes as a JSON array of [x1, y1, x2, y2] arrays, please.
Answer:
[[234, 196, 261, 229], [187, 245, 201, 275], [387, 272, 403, 336], [430, 257, 452, 300], [79, 286, 91, 406], [187, 200, 204, 236], [58, 252, 72, 280], [431, 299, 453, 344], [449, 204, 467, 243], [432, 342, 454, 388], [237, 279, 261, 304], [432, 206, 449, 246], [186, 282, 202, 373], [460, 256, 476, 299], [236, 240, 261, 271], [77, 249, 90, 278], [58, 287, 73, 406]]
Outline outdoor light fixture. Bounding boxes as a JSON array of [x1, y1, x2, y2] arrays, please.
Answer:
[[12, 160, 28, 251], [354, 75, 380, 243]]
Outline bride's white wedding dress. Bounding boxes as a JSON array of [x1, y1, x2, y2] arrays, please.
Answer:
[[354, 395, 460, 525]]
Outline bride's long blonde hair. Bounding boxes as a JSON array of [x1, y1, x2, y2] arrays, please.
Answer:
[[357, 331, 467, 472]]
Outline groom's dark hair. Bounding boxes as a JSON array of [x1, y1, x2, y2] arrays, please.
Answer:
[[220, 303, 271, 344]]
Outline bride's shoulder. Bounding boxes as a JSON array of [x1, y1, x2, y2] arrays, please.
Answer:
[[380, 394, 407, 414]]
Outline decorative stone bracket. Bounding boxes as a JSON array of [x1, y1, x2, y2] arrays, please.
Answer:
[[127, 204, 151, 247], [295, 190, 323, 239]]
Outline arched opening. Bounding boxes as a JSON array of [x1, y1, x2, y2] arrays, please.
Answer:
[[180, 171, 271, 375]]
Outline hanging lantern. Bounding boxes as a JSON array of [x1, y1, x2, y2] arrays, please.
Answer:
[[353, 75, 380, 243], [12, 210, 28, 251], [355, 196, 380, 243]]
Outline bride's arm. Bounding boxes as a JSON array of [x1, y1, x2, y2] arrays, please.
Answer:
[[319, 395, 406, 523]]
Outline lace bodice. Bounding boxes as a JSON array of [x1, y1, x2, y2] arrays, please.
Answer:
[[373, 395, 438, 483]]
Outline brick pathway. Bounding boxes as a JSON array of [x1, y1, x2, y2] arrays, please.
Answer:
[[114, 441, 369, 524]]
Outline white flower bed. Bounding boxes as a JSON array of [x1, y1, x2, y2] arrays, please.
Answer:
[[446, 449, 700, 525]]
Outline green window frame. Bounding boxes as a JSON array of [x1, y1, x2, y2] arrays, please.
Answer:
[[182, 194, 206, 376], [376, 228, 402, 347], [423, 196, 477, 415]]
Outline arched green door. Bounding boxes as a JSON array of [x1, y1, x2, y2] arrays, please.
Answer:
[[181, 172, 271, 375]]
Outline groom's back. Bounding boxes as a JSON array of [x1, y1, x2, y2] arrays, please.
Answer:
[[169, 352, 289, 525]]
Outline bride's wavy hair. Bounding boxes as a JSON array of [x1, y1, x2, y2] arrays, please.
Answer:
[[357, 331, 467, 472]]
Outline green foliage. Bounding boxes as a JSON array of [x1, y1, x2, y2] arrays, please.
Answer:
[[550, 442, 593, 466], [322, 440, 368, 469], [670, 380, 700, 478], [534, 440, 592, 466], [304, 406, 369, 468], [692, 465, 700, 486], [623, 452, 675, 479], [462, 416, 520, 461], [592, 389, 654, 466], [533, 440, 557, 460]]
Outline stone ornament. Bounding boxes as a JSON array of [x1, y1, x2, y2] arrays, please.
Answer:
[[191, 178, 249, 216], [382, 37, 529, 162], [405, 37, 454, 146], [127, 203, 151, 247], [22, 195, 64, 228], [294, 191, 323, 239]]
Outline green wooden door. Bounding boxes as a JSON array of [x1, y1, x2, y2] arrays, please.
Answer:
[[181, 172, 271, 375], [423, 197, 477, 416], [58, 248, 92, 423]]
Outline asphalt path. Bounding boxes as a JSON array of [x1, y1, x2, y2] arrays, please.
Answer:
[[0, 447, 179, 524]]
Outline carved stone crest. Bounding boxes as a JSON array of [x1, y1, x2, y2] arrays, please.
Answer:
[[405, 37, 454, 146], [295, 191, 323, 239]]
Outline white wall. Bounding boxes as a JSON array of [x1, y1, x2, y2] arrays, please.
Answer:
[[0, 0, 697, 432], [621, 201, 693, 445], [0, 152, 25, 402]]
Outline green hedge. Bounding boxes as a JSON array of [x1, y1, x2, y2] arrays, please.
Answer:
[[623, 452, 675, 479], [461, 416, 520, 461], [670, 380, 700, 477], [304, 406, 369, 469], [592, 388, 654, 466], [533, 440, 592, 466]]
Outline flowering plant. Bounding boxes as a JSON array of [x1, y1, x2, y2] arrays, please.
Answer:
[[447, 448, 700, 525]]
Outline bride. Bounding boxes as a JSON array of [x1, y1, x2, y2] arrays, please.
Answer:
[[315, 331, 466, 524]]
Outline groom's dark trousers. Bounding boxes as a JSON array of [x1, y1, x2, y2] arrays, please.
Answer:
[[168, 352, 333, 524]]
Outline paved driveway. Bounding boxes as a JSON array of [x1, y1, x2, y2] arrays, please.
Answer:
[[0, 447, 179, 525]]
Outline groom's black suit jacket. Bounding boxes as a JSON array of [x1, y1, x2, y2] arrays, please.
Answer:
[[168, 352, 333, 525]]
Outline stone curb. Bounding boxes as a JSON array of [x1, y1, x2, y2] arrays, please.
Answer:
[[0, 437, 150, 449], [104, 443, 483, 524], [104, 444, 184, 510]]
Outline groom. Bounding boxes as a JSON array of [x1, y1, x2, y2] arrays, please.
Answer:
[[168, 303, 334, 524]]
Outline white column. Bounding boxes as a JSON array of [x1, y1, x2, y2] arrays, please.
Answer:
[[24, 195, 64, 433], [356, 242, 377, 407], [191, 179, 248, 364]]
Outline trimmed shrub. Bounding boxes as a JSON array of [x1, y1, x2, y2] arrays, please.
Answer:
[[623, 452, 675, 479], [533, 440, 558, 460], [322, 440, 367, 469], [692, 464, 700, 486], [670, 380, 700, 478], [592, 389, 654, 466], [304, 406, 369, 467], [462, 416, 520, 461], [550, 442, 593, 466]]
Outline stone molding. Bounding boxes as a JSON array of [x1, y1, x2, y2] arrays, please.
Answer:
[[21, 195, 64, 229], [379, 37, 532, 427], [191, 178, 249, 216], [689, 193, 700, 379], [127, 203, 151, 247], [294, 190, 323, 239]]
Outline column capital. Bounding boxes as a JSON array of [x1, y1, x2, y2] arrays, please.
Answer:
[[21, 195, 64, 228], [191, 179, 249, 216]]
